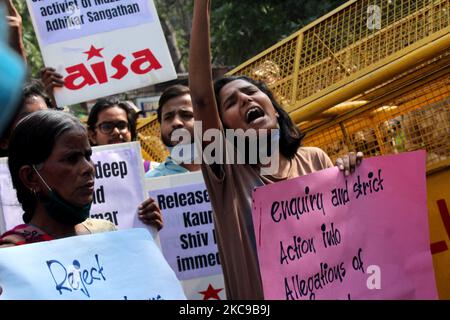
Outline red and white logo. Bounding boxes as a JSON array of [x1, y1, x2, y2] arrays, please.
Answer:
[[64, 45, 162, 90]]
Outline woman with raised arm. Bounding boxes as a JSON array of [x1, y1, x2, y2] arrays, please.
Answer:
[[4, 0, 26, 62], [189, 0, 362, 299]]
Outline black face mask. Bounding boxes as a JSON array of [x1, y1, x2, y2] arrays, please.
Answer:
[[33, 166, 91, 226]]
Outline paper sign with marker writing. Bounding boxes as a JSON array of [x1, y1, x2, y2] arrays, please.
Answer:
[[25, 0, 176, 107], [252, 150, 437, 300], [0, 228, 186, 299]]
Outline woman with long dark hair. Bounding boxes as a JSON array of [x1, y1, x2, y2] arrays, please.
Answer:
[[189, 0, 362, 299]]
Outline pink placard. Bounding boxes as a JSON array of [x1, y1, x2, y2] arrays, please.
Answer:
[[252, 150, 437, 300]]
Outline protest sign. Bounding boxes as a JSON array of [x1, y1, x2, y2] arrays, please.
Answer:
[[0, 158, 21, 233], [252, 150, 437, 300], [0, 142, 152, 236], [25, 0, 176, 107], [146, 171, 227, 300], [0, 228, 186, 299], [89, 142, 150, 231]]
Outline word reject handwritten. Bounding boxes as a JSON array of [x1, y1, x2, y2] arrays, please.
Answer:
[[46, 254, 106, 298]]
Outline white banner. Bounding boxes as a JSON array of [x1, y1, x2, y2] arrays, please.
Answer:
[[0, 228, 186, 300], [25, 0, 176, 107], [146, 171, 227, 300]]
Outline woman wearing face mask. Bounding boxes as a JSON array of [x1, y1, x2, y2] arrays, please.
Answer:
[[87, 99, 163, 231], [0, 110, 115, 247]]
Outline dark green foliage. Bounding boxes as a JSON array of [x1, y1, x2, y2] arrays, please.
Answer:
[[211, 0, 346, 66], [13, 0, 43, 76]]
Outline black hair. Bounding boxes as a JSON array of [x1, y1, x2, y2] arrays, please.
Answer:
[[8, 110, 86, 223], [213, 75, 304, 159], [157, 85, 190, 123], [87, 99, 137, 142], [0, 80, 52, 156], [22, 79, 52, 108]]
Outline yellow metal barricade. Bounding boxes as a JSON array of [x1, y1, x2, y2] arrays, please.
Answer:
[[226, 0, 449, 119], [136, 116, 168, 163]]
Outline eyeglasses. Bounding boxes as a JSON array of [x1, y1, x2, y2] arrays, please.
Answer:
[[95, 121, 129, 134]]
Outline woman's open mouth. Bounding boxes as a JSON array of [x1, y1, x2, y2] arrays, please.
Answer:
[[245, 106, 265, 124]]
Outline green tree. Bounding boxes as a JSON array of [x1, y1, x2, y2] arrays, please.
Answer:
[[210, 0, 346, 66], [155, 0, 193, 72], [12, 0, 43, 76]]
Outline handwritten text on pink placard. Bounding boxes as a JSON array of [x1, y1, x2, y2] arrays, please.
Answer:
[[252, 151, 437, 300]]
